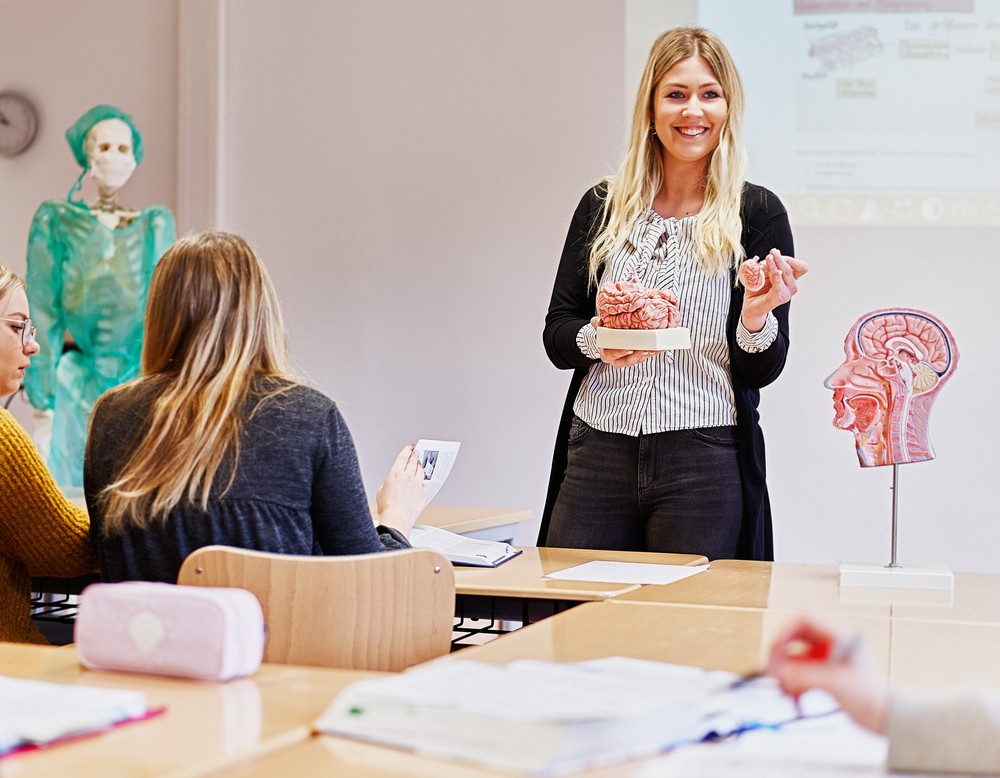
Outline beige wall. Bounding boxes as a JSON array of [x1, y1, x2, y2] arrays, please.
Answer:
[[2, 0, 999, 572]]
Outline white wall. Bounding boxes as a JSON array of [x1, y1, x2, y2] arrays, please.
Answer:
[[3, 1, 999, 572], [220, 0, 626, 545]]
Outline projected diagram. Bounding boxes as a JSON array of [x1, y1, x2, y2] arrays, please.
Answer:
[[699, 0, 1000, 225], [808, 25, 882, 72]]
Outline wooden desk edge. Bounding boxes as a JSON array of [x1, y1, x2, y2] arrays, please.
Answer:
[[163, 725, 313, 778], [455, 582, 643, 601], [419, 508, 532, 535]]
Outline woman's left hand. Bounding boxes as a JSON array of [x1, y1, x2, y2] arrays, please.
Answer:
[[740, 249, 809, 333], [375, 444, 429, 539], [590, 316, 661, 368]]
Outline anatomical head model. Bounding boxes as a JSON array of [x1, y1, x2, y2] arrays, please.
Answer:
[[825, 308, 958, 467]]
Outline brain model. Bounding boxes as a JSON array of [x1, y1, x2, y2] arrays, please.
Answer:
[[739, 258, 765, 292], [597, 280, 680, 329]]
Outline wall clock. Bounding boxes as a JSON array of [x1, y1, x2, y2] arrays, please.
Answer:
[[0, 91, 39, 158]]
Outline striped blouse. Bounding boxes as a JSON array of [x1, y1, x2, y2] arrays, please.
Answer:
[[573, 211, 777, 436]]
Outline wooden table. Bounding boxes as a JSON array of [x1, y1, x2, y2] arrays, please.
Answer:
[[0, 643, 380, 777], [205, 597, 1000, 778], [453, 547, 707, 626], [417, 505, 531, 543], [203, 725, 897, 778], [445, 599, 1000, 692], [201, 734, 506, 777], [615, 559, 1000, 625]]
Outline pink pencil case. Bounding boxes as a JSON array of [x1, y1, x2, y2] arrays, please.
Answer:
[[75, 582, 265, 681]]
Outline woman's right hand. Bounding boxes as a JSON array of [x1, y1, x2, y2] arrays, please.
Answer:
[[766, 615, 890, 734], [592, 316, 661, 368], [375, 444, 429, 539]]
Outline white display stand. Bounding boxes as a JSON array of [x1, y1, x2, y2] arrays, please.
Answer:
[[596, 326, 691, 351], [839, 464, 954, 591], [839, 561, 954, 590]]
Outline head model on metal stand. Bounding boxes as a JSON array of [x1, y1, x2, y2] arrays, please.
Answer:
[[825, 308, 959, 468]]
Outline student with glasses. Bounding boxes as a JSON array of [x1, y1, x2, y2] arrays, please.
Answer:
[[85, 232, 428, 584], [0, 264, 98, 643]]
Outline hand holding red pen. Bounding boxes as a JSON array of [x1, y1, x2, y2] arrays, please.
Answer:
[[766, 615, 890, 735]]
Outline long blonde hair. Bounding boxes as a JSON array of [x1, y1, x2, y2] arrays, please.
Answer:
[[588, 27, 748, 286], [99, 232, 293, 532]]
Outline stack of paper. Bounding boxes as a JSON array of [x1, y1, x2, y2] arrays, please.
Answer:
[[314, 657, 839, 775], [0, 676, 149, 756]]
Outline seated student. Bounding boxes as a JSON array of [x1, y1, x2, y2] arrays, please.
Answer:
[[767, 614, 1000, 774], [0, 265, 97, 643], [85, 232, 427, 583]]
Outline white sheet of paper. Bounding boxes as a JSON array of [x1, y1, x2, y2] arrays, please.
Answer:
[[544, 561, 709, 585]]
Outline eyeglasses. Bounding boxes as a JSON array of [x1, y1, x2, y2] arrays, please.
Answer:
[[0, 317, 37, 348]]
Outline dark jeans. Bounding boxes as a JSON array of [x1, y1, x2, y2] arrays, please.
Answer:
[[546, 417, 743, 559]]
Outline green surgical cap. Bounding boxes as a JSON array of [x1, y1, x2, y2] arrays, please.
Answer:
[[65, 104, 144, 169]]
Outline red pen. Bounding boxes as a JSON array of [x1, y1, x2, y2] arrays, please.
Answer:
[[786, 634, 863, 717], [786, 634, 862, 663]]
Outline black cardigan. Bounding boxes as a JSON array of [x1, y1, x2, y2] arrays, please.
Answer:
[[538, 183, 794, 560]]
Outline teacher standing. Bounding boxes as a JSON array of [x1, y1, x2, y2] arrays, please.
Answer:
[[540, 27, 807, 560]]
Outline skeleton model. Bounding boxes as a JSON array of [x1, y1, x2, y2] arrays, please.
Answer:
[[24, 105, 176, 487]]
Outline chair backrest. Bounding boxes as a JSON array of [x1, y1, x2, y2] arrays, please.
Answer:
[[177, 545, 455, 671]]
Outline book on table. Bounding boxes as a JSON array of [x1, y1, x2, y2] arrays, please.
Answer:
[[313, 656, 841, 776], [0, 675, 154, 757], [408, 524, 522, 567]]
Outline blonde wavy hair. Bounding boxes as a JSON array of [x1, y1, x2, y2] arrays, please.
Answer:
[[0, 265, 26, 305], [99, 232, 294, 532], [588, 27, 748, 286]]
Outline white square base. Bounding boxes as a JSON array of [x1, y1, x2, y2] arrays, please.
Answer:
[[596, 326, 691, 351], [839, 561, 954, 591]]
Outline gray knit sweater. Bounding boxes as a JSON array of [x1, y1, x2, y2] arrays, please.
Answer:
[[85, 378, 408, 583]]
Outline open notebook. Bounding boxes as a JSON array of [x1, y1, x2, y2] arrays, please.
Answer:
[[0, 675, 156, 757], [409, 524, 522, 567]]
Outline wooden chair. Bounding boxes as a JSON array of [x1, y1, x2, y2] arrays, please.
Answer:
[[177, 545, 455, 671]]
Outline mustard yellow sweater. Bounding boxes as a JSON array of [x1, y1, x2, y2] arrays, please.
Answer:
[[0, 408, 97, 644]]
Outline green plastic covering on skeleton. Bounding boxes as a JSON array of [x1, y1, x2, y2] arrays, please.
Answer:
[[23, 106, 175, 487]]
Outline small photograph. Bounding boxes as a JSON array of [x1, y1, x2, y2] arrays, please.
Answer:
[[414, 439, 460, 501], [421, 450, 439, 480]]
